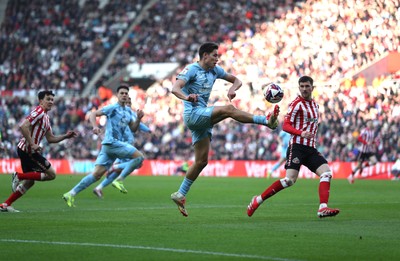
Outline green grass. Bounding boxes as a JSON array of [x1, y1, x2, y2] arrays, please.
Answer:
[[0, 174, 399, 261]]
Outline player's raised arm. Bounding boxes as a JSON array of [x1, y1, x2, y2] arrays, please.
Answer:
[[171, 79, 198, 102], [89, 109, 104, 135], [46, 128, 78, 143], [223, 73, 242, 102], [129, 109, 144, 133]]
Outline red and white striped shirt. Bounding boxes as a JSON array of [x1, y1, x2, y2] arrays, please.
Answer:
[[18, 105, 51, 153], [283, 95, 319, 148], [358, 127, 376, 153]]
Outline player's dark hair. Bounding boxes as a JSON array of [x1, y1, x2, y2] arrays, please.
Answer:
[[298, 75, 314, 86], [117, 85, 129, 93], [38, 90, 55, 100], [199, 42, 219, 59]]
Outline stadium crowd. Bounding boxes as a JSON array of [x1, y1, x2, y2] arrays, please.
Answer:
[[1, 76, 398, 163], [0, 0, 148, 93], [0, 0, 399, 163], [111, 0, 400, 87], [3, 0, 398, 93]]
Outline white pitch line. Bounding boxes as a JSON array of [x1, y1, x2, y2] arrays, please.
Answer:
[[0, 239, 304, 261]]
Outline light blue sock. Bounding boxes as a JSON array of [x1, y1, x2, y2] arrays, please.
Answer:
[[253, 115, 267, 125], [99, 171, 119, 188], [118, 157, 144, 180], [178, 177, 194, 196], [70, 174, 97, 195]]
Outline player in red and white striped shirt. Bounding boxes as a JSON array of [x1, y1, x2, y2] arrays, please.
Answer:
[[247, 76, 340, 218], [347, 120, 378, 184], [0, 90, 78, 212]]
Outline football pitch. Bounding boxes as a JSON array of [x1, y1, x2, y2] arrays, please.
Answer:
[[0, 174, 399, 261]]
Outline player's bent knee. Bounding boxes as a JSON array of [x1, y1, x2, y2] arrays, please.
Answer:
[[137, 156, 144, 167], [195, 159, 208, 169], [320, 172, 332, 182], [280, 177, 295, 187], [220, 104, 236, 116], [46, 171, 56, 180]]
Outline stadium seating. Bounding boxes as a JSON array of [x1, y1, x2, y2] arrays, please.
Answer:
[[0, 0, 398, 162]]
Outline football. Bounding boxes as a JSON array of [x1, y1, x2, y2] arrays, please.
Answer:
[[263, 83, 284, 103]]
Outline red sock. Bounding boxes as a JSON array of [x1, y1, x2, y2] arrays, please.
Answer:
[[17, 171, 42, 180], [319, 181, 330, 204], [5, 191, 23, 206], [261, 179, 285, 200]]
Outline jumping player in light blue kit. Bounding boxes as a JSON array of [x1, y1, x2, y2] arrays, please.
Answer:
[[170, 42, 280, 217], [93, 97, 151, 198], [267, 130, 291, 178], [62, 86, 145, 207]]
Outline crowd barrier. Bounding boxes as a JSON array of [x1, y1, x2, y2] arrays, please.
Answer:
[[0, 159, 395, 180]]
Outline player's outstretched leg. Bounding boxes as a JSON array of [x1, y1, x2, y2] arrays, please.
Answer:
[[247, 196, 262, 217], [266, 105, 280, 129], [171, 191, 188, 217]]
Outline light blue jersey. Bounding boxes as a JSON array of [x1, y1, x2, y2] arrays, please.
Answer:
[[122, 111, 151, 145], [178, 62, 226, 113], [279, 130, 291, 158], [101, 103, 135, 145], [177, 62, 226, 144], [115, 110, 151, 164]]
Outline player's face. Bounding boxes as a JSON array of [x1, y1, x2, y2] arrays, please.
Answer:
[[299, 81, 314, 100], [40, 95, 54, 111], [204, 49, 219, 69], [117, 89, 129, 103]]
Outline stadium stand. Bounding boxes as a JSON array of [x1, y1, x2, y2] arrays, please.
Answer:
[[0, 0, 399, 163]]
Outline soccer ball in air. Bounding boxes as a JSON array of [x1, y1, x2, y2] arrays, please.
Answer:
[[263, 83, 284, 103]]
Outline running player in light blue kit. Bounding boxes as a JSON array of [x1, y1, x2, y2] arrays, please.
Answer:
[[170, 42, 280, 217], [267, 130, 291, 178], [93, 97, 151, 198], [62, 86, 145, 207]]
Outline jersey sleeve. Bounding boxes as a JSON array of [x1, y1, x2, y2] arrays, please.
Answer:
[[214, 65, 226, 79], [177, 65, 196, 83], [139, 122, 151, 133], [282, 102, 302, 136], [282, 118, 302, 136], [101, 104, 115, 116], [357, 131, 368, 144], [25, 106, 45, 126]]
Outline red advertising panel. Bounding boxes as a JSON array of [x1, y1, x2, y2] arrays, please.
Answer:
[[0, 159, 395, 180]]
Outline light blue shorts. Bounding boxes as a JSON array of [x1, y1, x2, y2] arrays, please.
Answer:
[[95, 141, 137, 169], [184, 106, 214, 145], [114, 158, 130, 165]]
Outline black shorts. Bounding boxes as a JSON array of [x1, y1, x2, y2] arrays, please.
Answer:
[[17, 147, 51, 173], [285, 143, 328, 173], [357, 152, 375, 162]]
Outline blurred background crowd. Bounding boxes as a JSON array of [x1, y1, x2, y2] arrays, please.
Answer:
[[0, 0, 399, 162]]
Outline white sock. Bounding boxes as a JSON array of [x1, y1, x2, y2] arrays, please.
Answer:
[[319, 203, 327, 209], [256, 195, 263, 204]]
